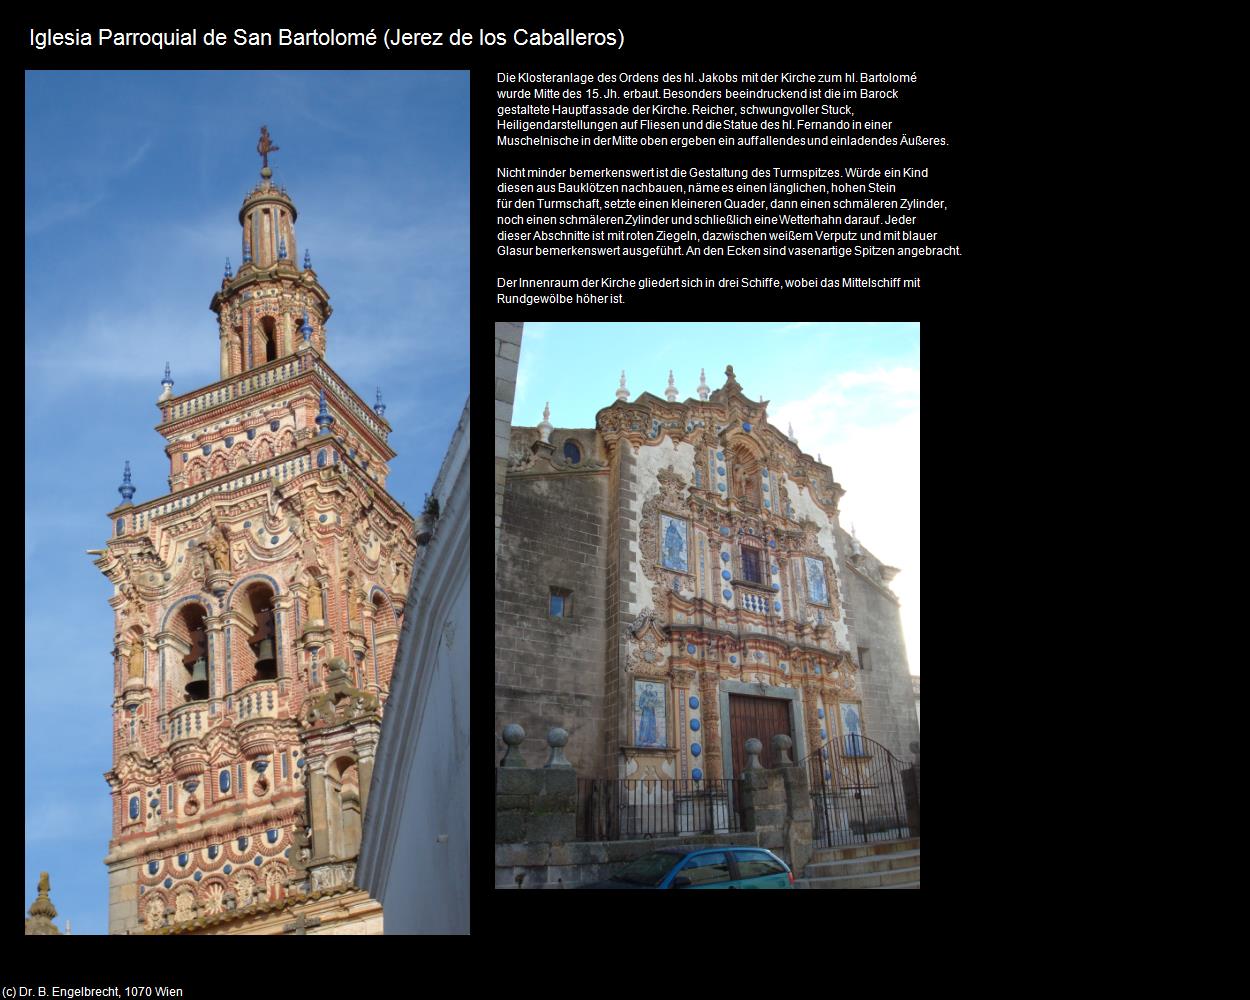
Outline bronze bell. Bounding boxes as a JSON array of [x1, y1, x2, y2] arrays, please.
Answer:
[[253, 637, 276, 679], [184, 656, 208, 702]]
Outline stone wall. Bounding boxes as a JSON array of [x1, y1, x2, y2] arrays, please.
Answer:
[[495, 462, 609, 772], [494, 322, 523, 558], [836, 526, 919, 761]]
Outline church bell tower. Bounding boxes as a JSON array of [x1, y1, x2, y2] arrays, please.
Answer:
[[97, 129, 416, 934]]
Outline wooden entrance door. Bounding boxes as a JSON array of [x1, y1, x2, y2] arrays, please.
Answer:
[[728, 694, 794, 779]]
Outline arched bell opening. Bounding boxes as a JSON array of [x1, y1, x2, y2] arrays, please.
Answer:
[[259, 315, 278, 365], [175, 604, 210, 703], [237, 582, 278, 684]]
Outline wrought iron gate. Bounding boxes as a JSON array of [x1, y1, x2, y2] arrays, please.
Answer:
[[804, 734, 919, 847]]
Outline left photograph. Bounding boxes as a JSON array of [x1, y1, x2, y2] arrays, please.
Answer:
[[25, 71, 469, 935]]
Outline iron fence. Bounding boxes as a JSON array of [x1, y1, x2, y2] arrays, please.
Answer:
[[803, 734, 919, 847], [577, 778, 743, 841]]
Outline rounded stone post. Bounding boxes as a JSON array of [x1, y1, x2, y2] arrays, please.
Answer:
[[771, 733, 794, 765], [544, 727, 571, 768], [499, 723, 527, 768], [744, 737, 763, 770]]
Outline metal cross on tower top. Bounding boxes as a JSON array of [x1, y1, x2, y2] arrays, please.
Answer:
[[257, 125, 280, 170]]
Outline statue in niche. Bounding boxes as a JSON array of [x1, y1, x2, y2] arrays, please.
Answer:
[[127, 640, 145, 679], [308, 582, 325, 622], [291, 807, 313, 873], [204, 517, 231, 571]]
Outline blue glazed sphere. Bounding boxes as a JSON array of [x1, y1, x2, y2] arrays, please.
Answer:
[[818, 708, 825, 719], [689, 695, 699, 709], [223, 864, 233, 875], [163, 878, 172, 889], [722, 590, 732, 600], [717, 484, 726, 492], [771, 583, 780, 591], [742, 422, 752, 432], [721, 551, 730, 562], [721, 570, 731, 580], [193, 871, 203, 882], [686, 643, 697, 655], [692, 768, 703, 781], [148, 861, 159, 875], [690, 719, 700, 732], [820, 729, 827, 740], [730, 655, 737, 664], [691, 743, 702, 756], [774, 601, 781, 611], [719, 526, 730, 536]]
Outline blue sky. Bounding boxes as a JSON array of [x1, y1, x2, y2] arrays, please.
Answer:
[[24, 71, 468, 934], [516, 320, 919, 672]]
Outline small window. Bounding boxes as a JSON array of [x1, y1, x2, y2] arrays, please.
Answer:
[[858, 647, 871, 671], [732, 850, 787, 878], [741, 547, 762, 584], [680, 852, 732, 886], [549, 587, 573, 618], [563, 439, 581, 464]]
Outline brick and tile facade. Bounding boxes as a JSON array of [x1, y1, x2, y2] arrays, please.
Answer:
[[97, 137, 415, 933]]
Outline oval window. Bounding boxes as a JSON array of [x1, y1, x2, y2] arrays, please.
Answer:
[[563, 439, 581, 465]]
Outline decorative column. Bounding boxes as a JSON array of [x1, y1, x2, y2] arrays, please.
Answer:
[[305, 755, 331, 862], [206, 614, 225, 705], [700, 671, 723, 780]]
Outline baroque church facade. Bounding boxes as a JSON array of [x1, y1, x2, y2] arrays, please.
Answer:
[[496, 364, 918, 787], [96, 133, 415, 933]]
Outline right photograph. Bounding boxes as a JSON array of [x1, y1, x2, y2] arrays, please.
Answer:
[[494, 322, 919, 890]]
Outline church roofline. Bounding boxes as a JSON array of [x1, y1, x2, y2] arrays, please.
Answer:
[[140, 882, 361, 934]]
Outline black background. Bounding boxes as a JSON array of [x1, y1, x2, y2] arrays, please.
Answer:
[[19, 14, 1058, 956]]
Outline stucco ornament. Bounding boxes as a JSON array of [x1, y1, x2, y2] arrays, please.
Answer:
[[300, 658, 380, 728], [638, 466, 691, 613]]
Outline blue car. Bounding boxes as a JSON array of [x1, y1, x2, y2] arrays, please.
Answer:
[[576, 846, 794, 889]]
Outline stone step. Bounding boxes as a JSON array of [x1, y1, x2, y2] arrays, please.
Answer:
[[808, 837, 920, 864], [804, 849, 921, 878], [794, 865, 921, 890]]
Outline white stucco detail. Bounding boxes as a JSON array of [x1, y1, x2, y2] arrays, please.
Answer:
[[780, 476, 850, 650], [625, 438, 697, 619]]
